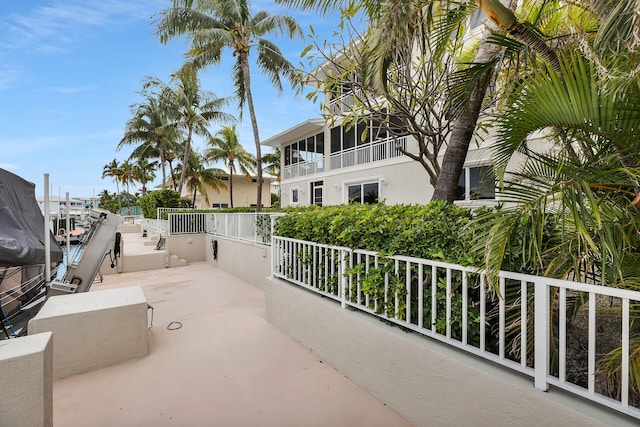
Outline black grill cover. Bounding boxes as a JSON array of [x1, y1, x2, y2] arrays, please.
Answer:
[[0, 168, 63, 267]]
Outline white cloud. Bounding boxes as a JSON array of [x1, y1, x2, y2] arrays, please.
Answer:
[[0, 0, 164, 52]]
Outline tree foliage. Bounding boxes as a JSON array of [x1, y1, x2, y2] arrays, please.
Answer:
[[155, 0, 303, 210], [139, 188, 183, 219]]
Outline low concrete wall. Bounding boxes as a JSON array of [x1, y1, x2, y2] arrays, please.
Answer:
[[205, 235, 271, 290], [0, 332, 53, 427], [167, 234, 206, 262], [28, 287, 149, 380], [120, 253, 167, 273], [265, 279, 636, 427], [118, 223, 141, 234]]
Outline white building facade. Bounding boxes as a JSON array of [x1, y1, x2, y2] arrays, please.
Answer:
[[263, 100, 501, 208]]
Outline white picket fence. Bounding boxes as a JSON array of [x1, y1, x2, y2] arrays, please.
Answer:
[[271, 235, 640, 419]]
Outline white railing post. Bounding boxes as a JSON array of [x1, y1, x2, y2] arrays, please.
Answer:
[[534, 280, 550, 391], [340, 249, 348, 309]]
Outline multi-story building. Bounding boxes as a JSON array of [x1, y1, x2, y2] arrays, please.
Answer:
[[263, 10, 539, 209], [263, 83, 500, 208]]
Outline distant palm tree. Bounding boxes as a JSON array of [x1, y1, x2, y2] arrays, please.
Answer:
[[119, 93, 179, 190], [205, 125, 254, 208], [156, 0, 302, 211], [145, 70, 233, 195], [131, 158, 158, 196], [118, 160, 135, 207], [262, 147, 281, 202], [102, 159, 122, 194], [97, 189, 112, 203], [102, 159, 124, 210], [179, 150, 227, 207]]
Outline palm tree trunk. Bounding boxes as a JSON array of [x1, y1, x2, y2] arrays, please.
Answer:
[[229, 167, 234, 208], [178, 126, 194, 194], [168, 159, 177, 190], [240, 54, 263, 212], [115, 181, 122, 213], [160, 147, 167, 189], [432, 1, 515, 202]]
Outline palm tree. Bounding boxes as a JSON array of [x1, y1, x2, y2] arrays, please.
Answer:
[[144, 70, 233, 195], [462, 48, 640, 394], [102, 159, 122, 195], [119, 92, 179, 189], [262, 147, 281, 202], [97, 189, 113, 204], [180, 150, 227, 207], [102, 159, 124, 211], [204, 125, 254, 208], [156, 0, 303, 211], [117, 160, 135, 207], [131, 158, 158, 196]]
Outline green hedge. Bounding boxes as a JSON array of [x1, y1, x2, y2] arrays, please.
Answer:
[[275, 202, 483, 266], [139, 189, 182, 219]]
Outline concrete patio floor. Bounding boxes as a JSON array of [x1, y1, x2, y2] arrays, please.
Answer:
[[53, 261, 413, 427]]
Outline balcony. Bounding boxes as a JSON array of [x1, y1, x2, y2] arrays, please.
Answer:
[[330, 136, 407, 170], [283, 157, 325, 180]]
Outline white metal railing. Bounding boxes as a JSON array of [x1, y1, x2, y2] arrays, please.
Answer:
[[141, 217, 168, 235], [205, 213, 284, 245], [330, 136, 407, 170], [157, 207, 190, 220], [161, 212, 284, 245], [168, 212, 208, 235], [271, 236, 640, 419], [283, 158, 325, 180]]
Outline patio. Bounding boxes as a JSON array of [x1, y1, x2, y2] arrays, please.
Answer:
[[52, 261, 412, 427]]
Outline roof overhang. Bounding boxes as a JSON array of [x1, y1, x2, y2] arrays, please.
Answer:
[[262, 118, 325, 147]]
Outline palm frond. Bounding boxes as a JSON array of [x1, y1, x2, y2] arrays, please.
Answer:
[[492, 52, 640, 175]]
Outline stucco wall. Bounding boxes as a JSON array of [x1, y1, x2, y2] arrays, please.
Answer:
[[166, 234, 206, 262], [0, 332, 53, 427], [28, 287, 149, 380], [204, 235, 271, 291], [282, 157, 432, 207], [265, 280, 635, 427]]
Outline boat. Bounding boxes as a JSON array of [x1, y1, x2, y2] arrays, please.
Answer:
[[0, 168, 122, 339], [0, 168, 64, 338]]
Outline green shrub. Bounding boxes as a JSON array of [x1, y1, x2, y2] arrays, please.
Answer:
[[139, 193, 157, 218], [276, 202, 482, 266], [139, 189, 182, 219]]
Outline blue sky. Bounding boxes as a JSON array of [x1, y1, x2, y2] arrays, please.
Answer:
[[0, 1, 340, 198]]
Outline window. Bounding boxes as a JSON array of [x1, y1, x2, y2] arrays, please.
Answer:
[[212, 203, 229, 209], [455, 165, 495, 201], [348, 182, 379, 204], [291, 188, 299, 203], [330, 112, 408, 154], [284, 132, 325, 166], [342, 125, 356, 150], [310, 181, 323, 206]]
